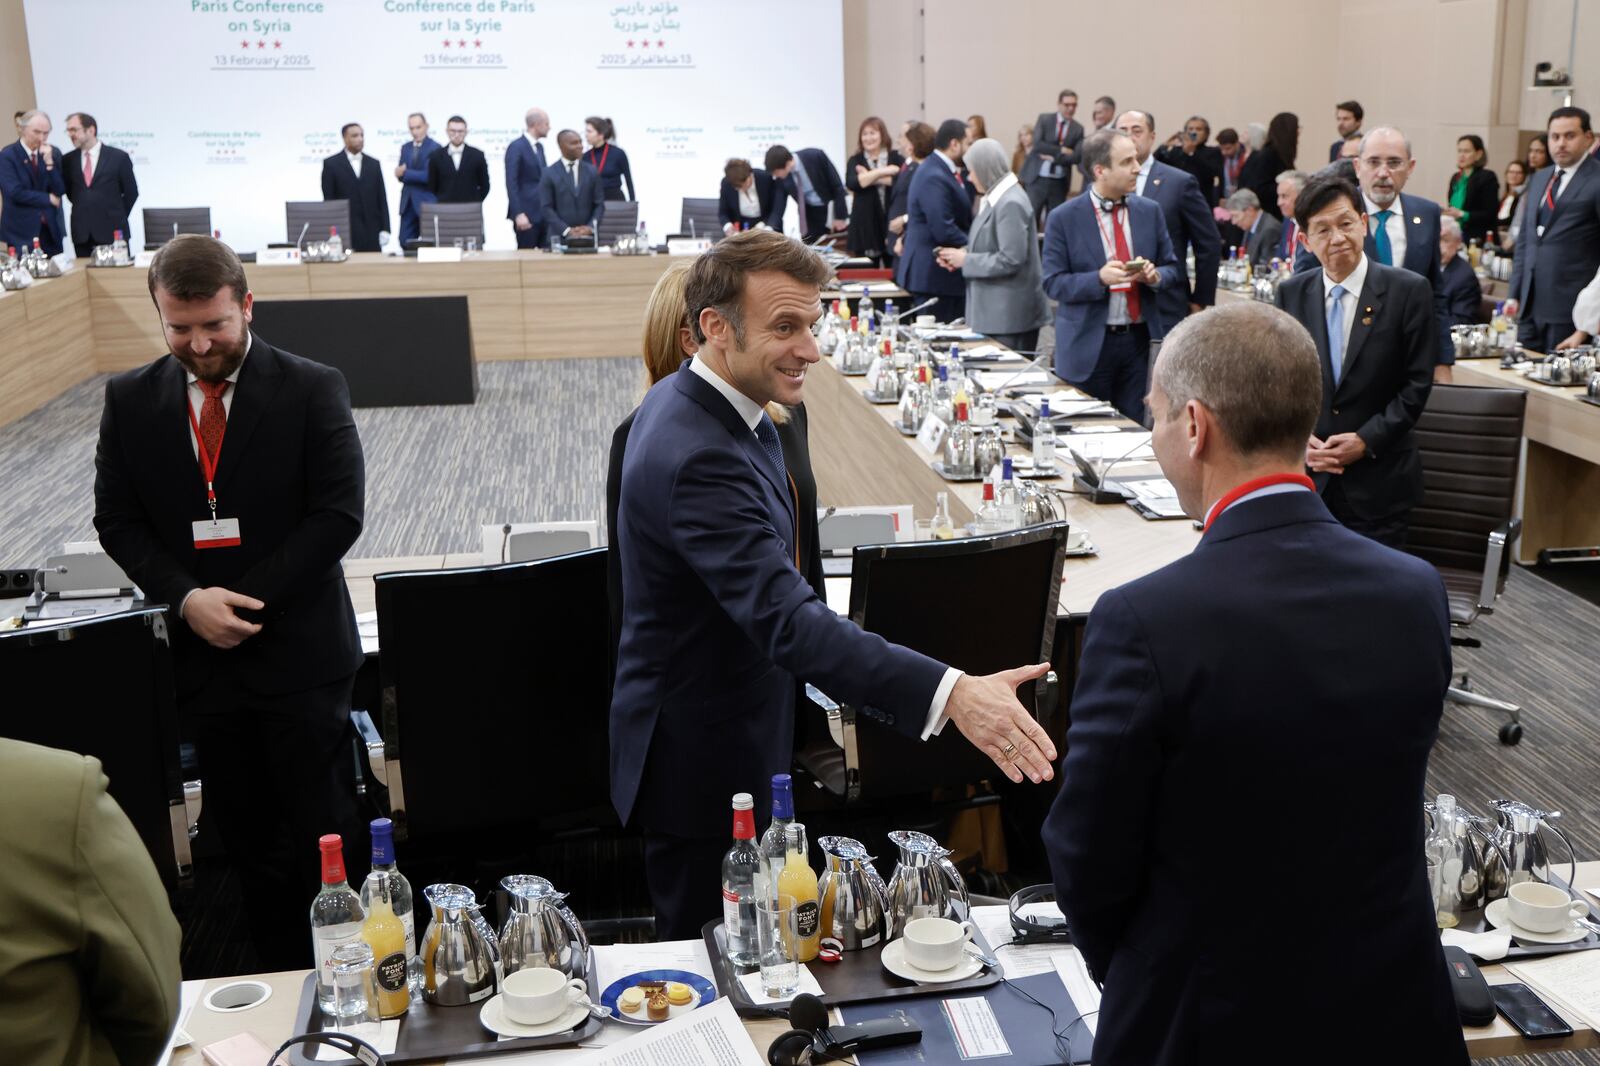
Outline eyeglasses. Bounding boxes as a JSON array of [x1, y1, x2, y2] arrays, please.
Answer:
[[1361, 157, 1408, 171]]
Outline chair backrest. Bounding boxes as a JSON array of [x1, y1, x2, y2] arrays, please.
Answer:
[[678, 197, 723, 242], [0, 608, 190, 889], [1406, 383, 1527, 575], [840, 522, 1068, 801], [143, 207, 211, 248], [418, 202, 485, 245], [596, 201, 639, 247], [286, 200, 351, 246], [375, 549, 614, 854]]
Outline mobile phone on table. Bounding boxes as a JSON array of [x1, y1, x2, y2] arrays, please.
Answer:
[[1491, 982, 1573, 1039]]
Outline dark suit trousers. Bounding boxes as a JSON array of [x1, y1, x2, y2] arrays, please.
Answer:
[[800, 203, 829, 239], [1026, 177, 1068, 223], [644, 831, 729, 941], [189, 672, 362, 971], [911, 292, 966, 328], [1322, 478, 1409, 549], [513, 220, 546, 250], [74, 238, 99, 259], [1069, 324, 1151, 424], [1517, 317, 1573, 355], [400, 202, 421, 246]]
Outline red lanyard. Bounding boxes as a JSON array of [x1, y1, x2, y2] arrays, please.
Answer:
[[1203, 473, 1314, 531], [588, 144, 610, 176], [185, 395, 226, 517]]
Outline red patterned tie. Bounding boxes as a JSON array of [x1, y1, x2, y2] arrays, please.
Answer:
[[83, 152, 93, 187], [198, 380, 229, 462], [1111, 204, 1141, 323]]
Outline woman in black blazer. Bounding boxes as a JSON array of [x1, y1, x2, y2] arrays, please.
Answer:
[[583, 116, 635, 201], [606, 263, 825, 671], [1446, 135, 1500, 246], [1241, 113, 1298, 219], [844, 116, 904, 264]]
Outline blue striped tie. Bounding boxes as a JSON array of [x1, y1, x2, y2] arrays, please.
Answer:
[[1327, 284, 1347, 386], [755, 413, 787, 485]]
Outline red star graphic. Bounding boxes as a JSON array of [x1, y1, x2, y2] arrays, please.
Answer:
[[240, 39, 250, 49], [457, 39, 467, 48], [256, 39, 266, 49], [625, 39, 634, 47], [640, 39, 649, 47], [657, 39, 665, 48], [273, 40, 282, 49], [442, 39, 451, 47], [473, 39, 482, 48]]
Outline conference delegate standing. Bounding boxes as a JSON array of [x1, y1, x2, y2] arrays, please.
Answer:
[[718, 158, 784, 234], [1042, 129, 1181, 423], [61, 112, 137, 258], [93, 235, 367, 969], [0, 109, 67, 256], [767, 144, 849, 238], [1022, 90, 1084, 221], [1116, 109, 1222, 330], [319, 123, 390, 253], [584, 116, 635, 202], [505, 107, 550, 250], [934, 138, 1049, 353], [1445, 135, 1499, 247], [844, 116, 902, 264], [427, 115, 490, 205], [540, 130, 605, 242], [610, 231, 1055, 938], [1240, 111, 1297, 219], [886, 121, 933, 263], [395, 112, 440, 247], [1507, 107, 1600, 354], [900, 119, 973, 324]]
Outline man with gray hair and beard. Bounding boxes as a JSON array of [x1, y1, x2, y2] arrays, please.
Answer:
[[1043, 301, 1465, 1066]]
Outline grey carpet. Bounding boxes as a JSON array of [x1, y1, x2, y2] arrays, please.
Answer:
[[4, 360, 1599, 1060]]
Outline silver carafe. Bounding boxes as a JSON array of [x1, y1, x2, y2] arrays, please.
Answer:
[[422, 883, 502, 1005], [498, 874, 590, 980], [1487, 799, 1577, 892], [973, 421, 1006, 480], [817, 836, 889, 950], [885, 830, 970, 939]]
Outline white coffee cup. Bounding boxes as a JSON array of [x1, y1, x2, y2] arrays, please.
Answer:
[[902, 916, 977, 972], [915, 314, 937, 327], [501, 967, 587, 1025], [1507, 881, 1589, 933]]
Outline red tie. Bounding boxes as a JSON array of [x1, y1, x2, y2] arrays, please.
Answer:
[[1111, 204, 1141, 323], [198, 380, 228, 463], [82, 152, 93, 187], [1056, 117, 1064, 145]]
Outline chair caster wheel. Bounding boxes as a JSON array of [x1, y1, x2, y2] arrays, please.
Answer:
[[1498, 722, 1523, 746]]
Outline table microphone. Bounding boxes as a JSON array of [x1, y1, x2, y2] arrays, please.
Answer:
[[433, 216, 441, 249], [766, 993, 921, 1063], [1072, 432, 1151, 504], [294, 221, 310, 257]]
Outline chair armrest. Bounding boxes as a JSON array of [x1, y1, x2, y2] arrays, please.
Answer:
[[1477, 519, 1521, 613], [352, 709, 388, 788]]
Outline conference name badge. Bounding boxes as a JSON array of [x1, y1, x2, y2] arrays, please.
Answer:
[[193, 517, 242, 550]]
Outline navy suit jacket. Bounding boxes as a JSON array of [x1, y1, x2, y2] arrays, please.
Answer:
[[1440, 254, 1483, 327], [900, 155, 971, 297], [397, 137, 441, 215], [1044, 489, 1465, 1066], [1041, 193, 1181, 383], [1276, 259, 1435, 521], [540, 158, 605, 234], [1509, 156, 1600, 332], [718, 169, 785, 232], [1139, 159, 1221, 328], [610, 364, 945, 834], [0, 141, 67, 250], [795, 147, 848, 219], [61, 143, 137, 246], [504, 135, 548, 222], [319, 153, 390, 253]]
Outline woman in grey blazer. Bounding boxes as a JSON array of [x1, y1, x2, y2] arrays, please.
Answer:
[[935, 138, 1050, 352]]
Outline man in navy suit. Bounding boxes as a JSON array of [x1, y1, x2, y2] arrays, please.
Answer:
[[1438, 217, 1483, 328], [1044, 300, 1466, 1066], [1042, 128, 1181, 423], [718, 158, 786, 234], [901, 119, 973, 324], [612, 231, 1055, 938], [1276, 175, 1435, 547], [1115, 110, 1221, 332], [319, 124, 390, 253], [61, 112, 138, 258], [766, 144, 848, 239], [505, 107, 550, 250], [394, 113, 440, 247], [0, 110, 67, 256], [539, 129, 605, 242], [1507, 106, 1600, 354]]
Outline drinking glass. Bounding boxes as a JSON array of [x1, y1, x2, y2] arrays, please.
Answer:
[[1079, 438, 1104, 479], [914, 519, 934, 542], [756, 895, 800, 999], [465, 237, 478, 254], [452, 237, 466, 253], [330, 942, 380, 1023]]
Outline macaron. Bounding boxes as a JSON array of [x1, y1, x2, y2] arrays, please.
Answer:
[[618, 986, 645, 1014], [665, 981, 693, 1006]]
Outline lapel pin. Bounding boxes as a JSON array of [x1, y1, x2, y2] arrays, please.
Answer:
[[1153, 178, 1162, 186], [1411, 216, 1421, 225], [1361, 316, 1373, 326]]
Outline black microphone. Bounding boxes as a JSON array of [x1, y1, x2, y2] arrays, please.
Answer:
[[1071, 432, 1150, 504], [789, 992, 922, 1058], [500, 523, 513, 563]]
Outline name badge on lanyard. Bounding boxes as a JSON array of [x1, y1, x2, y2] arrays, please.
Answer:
[[186, 394, 242, 549]]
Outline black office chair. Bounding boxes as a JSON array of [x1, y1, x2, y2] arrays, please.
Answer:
[[677, 197, 723, 242], [596, 201, 639, 247], [143, 207, 211, 249], [0, 607, 192, 889], [794, 522, 1068, 804], [286, 200, 351, 246], [417, 202, 485, 246], [1405, 383, 1528, 744]]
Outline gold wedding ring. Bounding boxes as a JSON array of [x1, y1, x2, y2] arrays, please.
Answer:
[[1001, 741, 1019, 760]]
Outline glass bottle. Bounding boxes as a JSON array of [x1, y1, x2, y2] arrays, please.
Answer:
[[111, 229, 129, 265], [944, 401, 975, 478], [311, 834, 366, 1015], [858, 285, 874, 330], [997, 457, 1021, 530], [776, 823, 820, 963], [898, 363, 930, 434], [974, 480, 1004, 534], [1426, 793, 1464, 929], [327, 225, 344, 259], [360, 818, 419, 994], [360, 871, 411, 1018], [721, 793, 761, 966], [931, 491, 957, 540], [930, 364, 955, 425], [756, 774, 795, 906], [1032, 399, 1058, 474]]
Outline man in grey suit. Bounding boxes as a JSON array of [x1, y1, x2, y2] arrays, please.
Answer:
[[1022, 90, 1083, 220], [1224, 188, 1282, 270], [937, 138, 1050, 352], [1506, 106, 1600, 353]]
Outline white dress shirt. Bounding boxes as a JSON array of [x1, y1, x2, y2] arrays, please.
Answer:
[[686, 356, 960, 738], [1090, 190, 1140, 326], [448, 144, 464, 169], [524, 131, 543, 156], [1134, 154, 1155, 198], [345, 150, 363, 177], [1362, 192, 1406, 266], [1322, 252, 1369, 357], [1202, 481, 1312, 527]]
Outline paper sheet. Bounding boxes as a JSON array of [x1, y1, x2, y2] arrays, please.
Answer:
[[1052, 952, 1101, 1036], [968, 905, 1074, 980], [310, 1018, 400, 1059], [154, 979, 207, 1066], [973, 370, 1052, 390], [564, 997, 763, 1066], [1504, 949, 1600, 1032], [942, 996, 1011, 1058]]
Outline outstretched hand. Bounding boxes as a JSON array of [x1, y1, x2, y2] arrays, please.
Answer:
[[945, 663, 1057, 784]]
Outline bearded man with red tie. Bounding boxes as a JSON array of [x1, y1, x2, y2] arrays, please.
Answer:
[[94, 234, 367, 970], [62, 111, 139, 259], [0, 109, 67, 256]]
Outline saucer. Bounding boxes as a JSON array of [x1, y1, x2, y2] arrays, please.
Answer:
[[479, 994, 589, 1038], [1484, 898, 1591, 944], [880, 938, 984, 984]]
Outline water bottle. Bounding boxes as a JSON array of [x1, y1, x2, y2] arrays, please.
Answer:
[[327, 226, 344, 259], [721, 793, 761, 966], [1033, 399, 1057, 474], [111, 229, 129, 265]]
